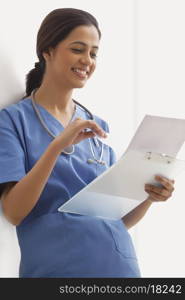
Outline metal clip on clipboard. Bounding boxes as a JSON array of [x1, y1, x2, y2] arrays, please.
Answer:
[[145, 152, 175, 164]]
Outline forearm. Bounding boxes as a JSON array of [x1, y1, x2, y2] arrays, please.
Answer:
[[2, 138, 63, 226], [122, 197, 153, 229]]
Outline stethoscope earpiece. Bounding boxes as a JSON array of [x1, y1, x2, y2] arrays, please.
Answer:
[[99, 160, 106, 166], [87, 158, 106, 166], [93, 137, 100, 147]]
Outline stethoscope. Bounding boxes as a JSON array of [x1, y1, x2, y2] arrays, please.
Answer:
[[30, 89, 106, 166]]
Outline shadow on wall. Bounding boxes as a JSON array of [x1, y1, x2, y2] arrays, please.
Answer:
[[0, 203, 20, 277], [0, 51, 23, 277], [0, 50, 24, 109]]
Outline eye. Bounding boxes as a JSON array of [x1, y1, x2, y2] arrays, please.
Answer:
[[71, 48, 82, 53], [71, 48, 98, 59], [91, 53, 97, 59]]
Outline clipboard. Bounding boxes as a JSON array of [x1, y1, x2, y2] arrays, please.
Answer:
[[58, 149, 185, 220], [58, 115, 185, 220]]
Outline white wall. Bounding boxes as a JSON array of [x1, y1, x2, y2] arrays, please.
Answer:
[[134, 0, 185, 277], [0, 0, 184, 277]]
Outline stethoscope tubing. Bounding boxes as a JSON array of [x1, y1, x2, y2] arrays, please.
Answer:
[[30, 89, 106, 165]]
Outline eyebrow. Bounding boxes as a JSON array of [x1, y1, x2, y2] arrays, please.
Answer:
[[69, 41, 99, 49]]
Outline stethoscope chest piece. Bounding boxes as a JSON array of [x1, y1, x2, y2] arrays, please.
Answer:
[[87, 158, 106, 166], [87, 158, 95, 164]]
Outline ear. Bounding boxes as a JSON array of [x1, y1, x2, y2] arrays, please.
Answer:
[[42, 47, 54, 62]]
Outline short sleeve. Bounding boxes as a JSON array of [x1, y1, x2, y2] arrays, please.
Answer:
[[102, 120, 117, 167], [0, 109, 26, 187]]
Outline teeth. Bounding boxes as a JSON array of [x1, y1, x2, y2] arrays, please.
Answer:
[[73, 68, 87, 75]]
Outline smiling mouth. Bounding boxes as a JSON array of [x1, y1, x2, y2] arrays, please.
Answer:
[[71, 68, 89, 79]]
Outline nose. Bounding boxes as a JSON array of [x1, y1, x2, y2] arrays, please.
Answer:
[[79, 52, 93, 66]]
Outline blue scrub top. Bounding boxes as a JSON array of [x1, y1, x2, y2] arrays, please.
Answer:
[[0, 97, 141, 277]]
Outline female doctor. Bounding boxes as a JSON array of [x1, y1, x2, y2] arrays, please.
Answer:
[[0, 8, 175, 278]]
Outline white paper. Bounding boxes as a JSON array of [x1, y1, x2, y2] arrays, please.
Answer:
[[58, 115, 185, 220], [59, 192, 140, 220], [125, 114, 185, 157]]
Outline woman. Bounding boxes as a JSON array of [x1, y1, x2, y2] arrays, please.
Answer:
[[0, 8, 174, 277]]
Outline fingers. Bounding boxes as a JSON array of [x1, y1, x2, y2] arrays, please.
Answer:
[[74, 118, 107, 138], [155, 175, 175, 192], [145, 184, 170, 197], [145, 191, 168, 202], [78, 130, 96, 141], [145, 175, 175, 202]]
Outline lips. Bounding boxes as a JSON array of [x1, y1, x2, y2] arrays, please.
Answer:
[[71, 68, 89, 79]]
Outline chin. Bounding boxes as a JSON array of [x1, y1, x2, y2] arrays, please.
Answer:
[[72, 81, 87, 89]]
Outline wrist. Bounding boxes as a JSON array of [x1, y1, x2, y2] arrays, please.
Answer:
[[146, 196, 153, 204], [50, 137, 66, 156]]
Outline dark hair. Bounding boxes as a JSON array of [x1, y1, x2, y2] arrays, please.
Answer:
[[22, 8, 101, 99]]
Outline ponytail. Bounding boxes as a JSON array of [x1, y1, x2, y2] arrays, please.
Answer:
[[22, 59, 45, 99]]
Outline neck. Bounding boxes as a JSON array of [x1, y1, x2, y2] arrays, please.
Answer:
[[33, 84, 74, 114]]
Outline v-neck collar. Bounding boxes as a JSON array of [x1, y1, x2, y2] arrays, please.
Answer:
[[29, 98, 79, 130]]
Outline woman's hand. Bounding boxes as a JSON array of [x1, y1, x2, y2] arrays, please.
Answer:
[[145, 175, 175, 202], [55, 117, 107, 150]]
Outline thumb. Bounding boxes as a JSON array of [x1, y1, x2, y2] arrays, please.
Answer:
[[80, 130, 96, 139], [76, 130, 96, 143]]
